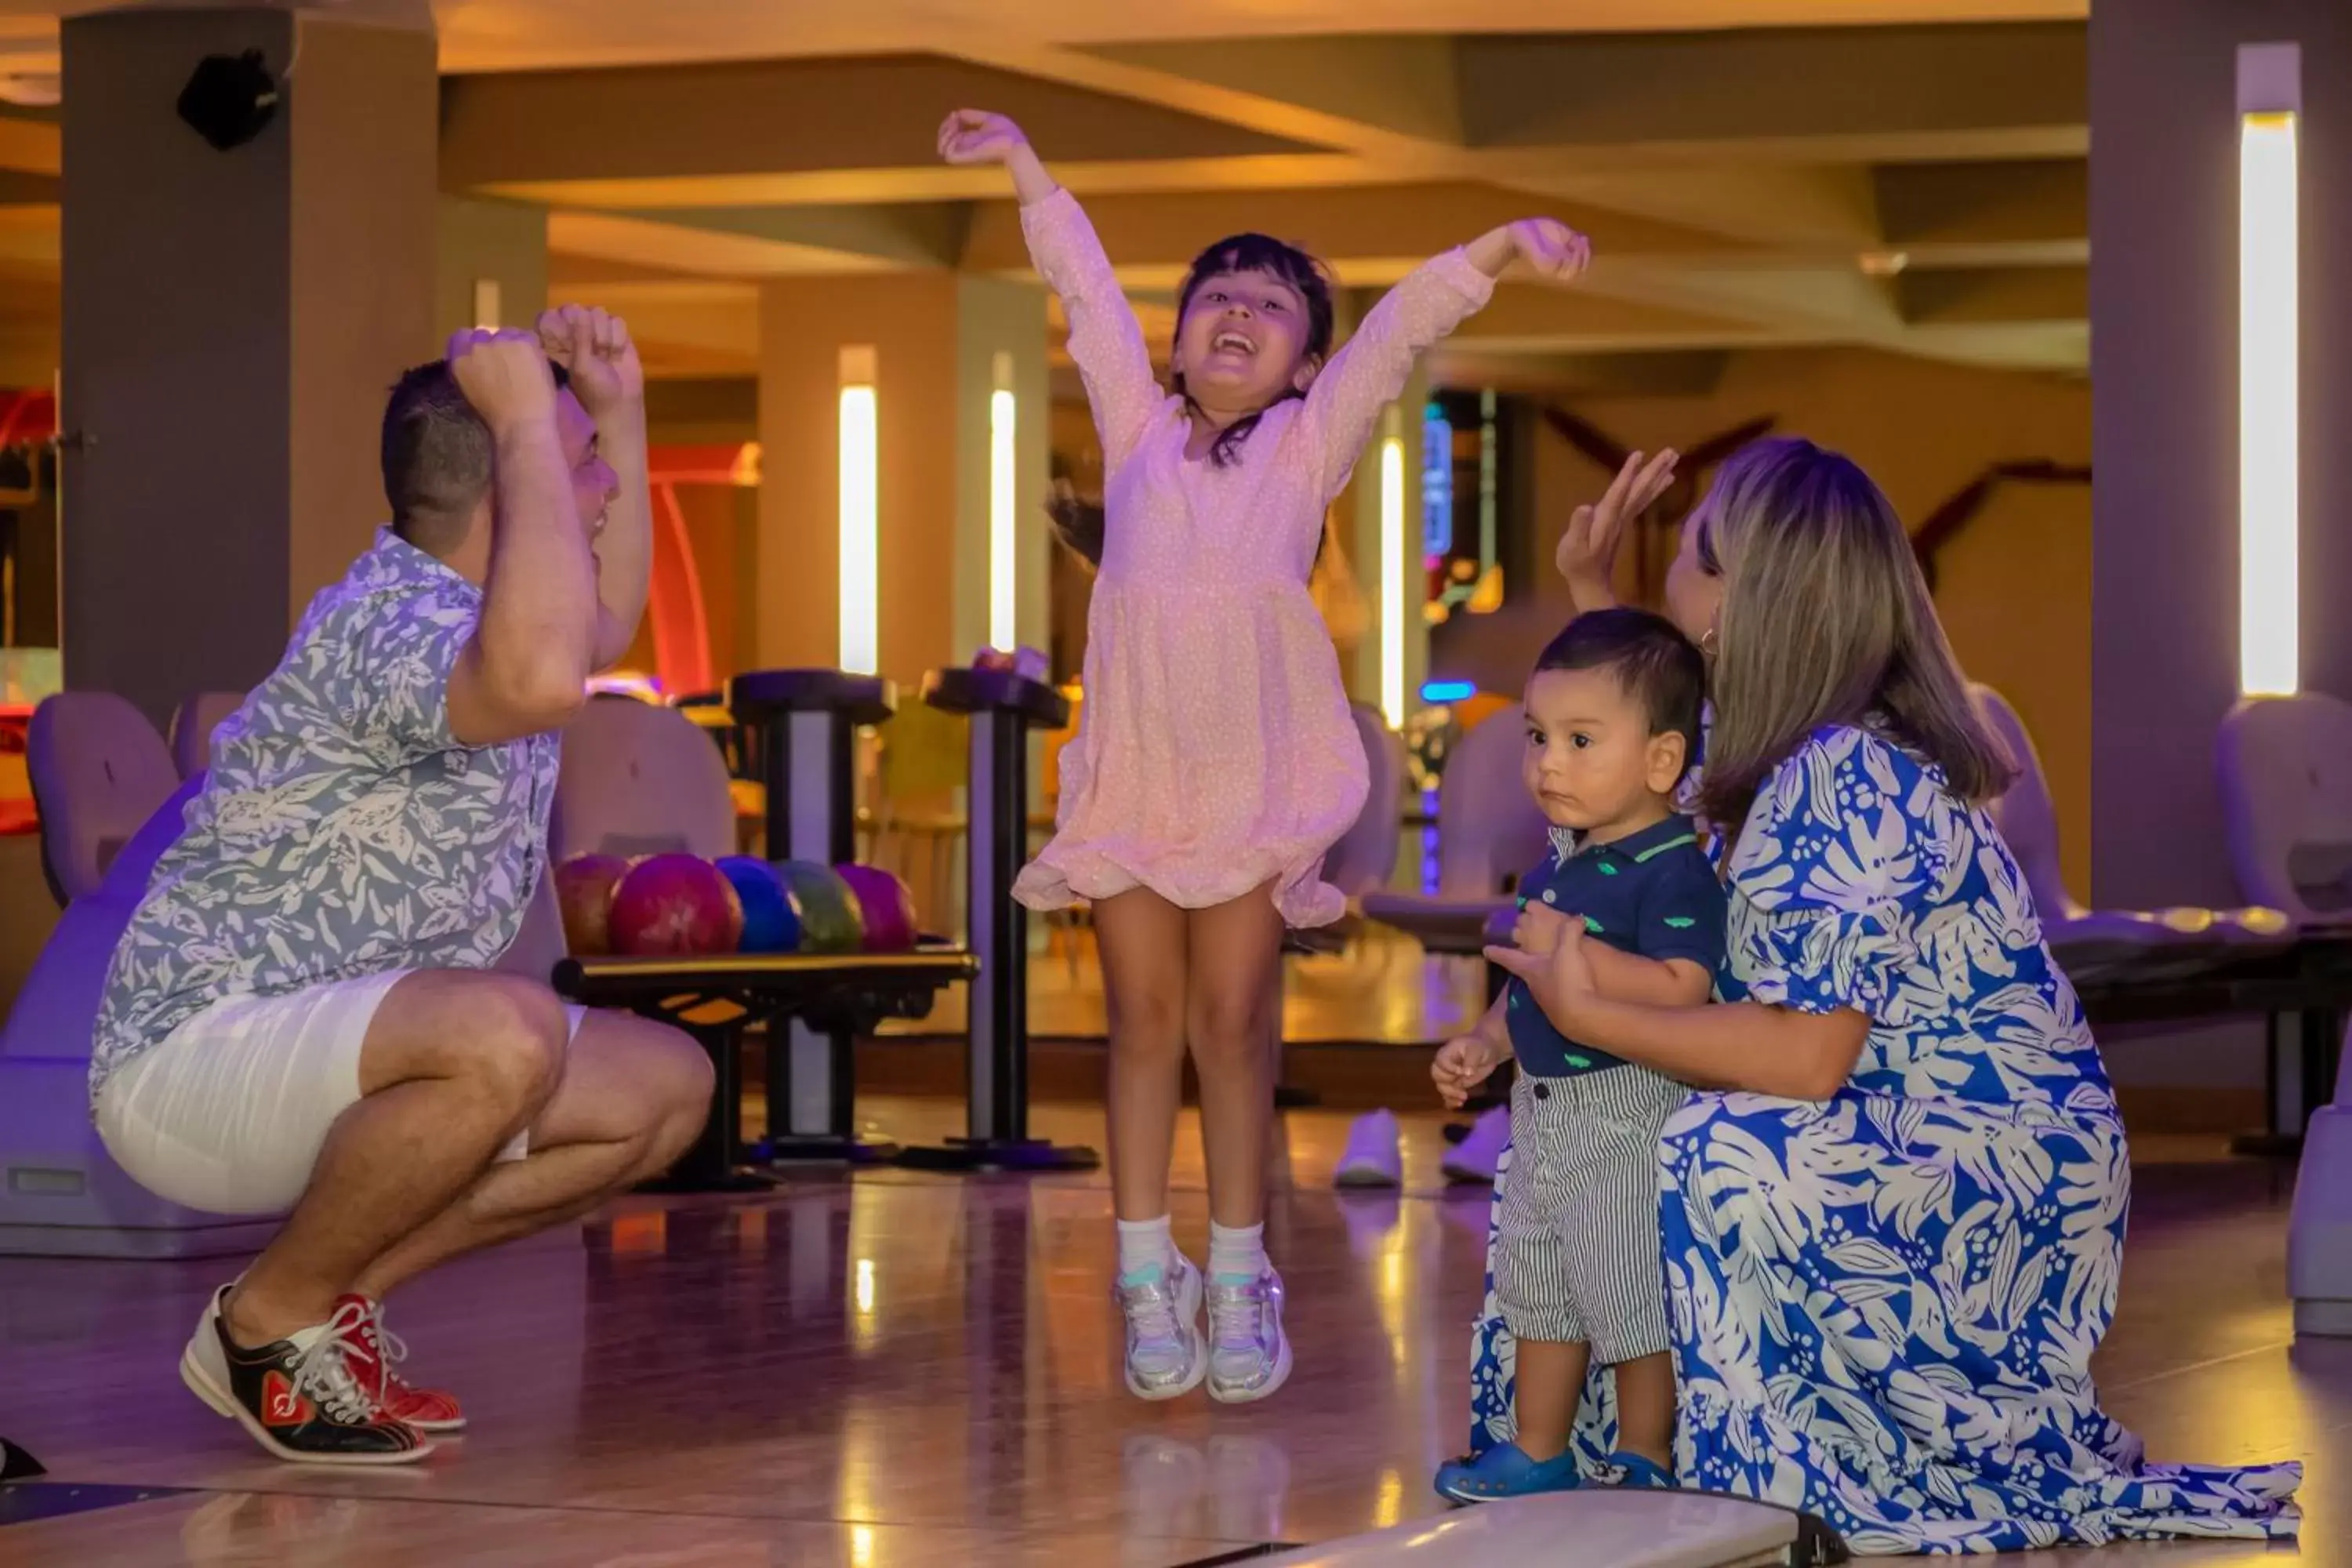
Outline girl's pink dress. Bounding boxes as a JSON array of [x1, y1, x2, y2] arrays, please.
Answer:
[[1015, 189, 1495, 927]]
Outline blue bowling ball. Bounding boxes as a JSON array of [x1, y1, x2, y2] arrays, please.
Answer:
[[715, 855, 800, 953]]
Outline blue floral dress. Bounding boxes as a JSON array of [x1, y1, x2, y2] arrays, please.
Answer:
[[1463, 724, 2301, 1552]]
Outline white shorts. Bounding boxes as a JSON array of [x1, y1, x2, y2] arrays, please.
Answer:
[[95, 971, 586, 1218]]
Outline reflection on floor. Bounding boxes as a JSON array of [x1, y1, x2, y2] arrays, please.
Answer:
[[0, 1107, 2335, 1566]]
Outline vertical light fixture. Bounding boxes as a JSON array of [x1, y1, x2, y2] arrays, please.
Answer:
[[988, 350, 1018, 652], [1378, 406, 1406, 729], [2238, 42, 2300, 698], [837, 345, 880, 676]]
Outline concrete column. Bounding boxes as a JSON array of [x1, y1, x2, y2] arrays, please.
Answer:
[[436, 195, 548, 341], [60, 8, 436, 727], [2090, 0, 2352, 907], [753, 274, 1047, 684]]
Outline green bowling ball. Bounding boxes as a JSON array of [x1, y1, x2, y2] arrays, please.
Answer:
[[771, 859, 866, 953]]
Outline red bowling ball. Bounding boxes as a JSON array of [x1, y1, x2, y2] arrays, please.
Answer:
[[554, 853, 631, 956], [608, 854, 743, 956]]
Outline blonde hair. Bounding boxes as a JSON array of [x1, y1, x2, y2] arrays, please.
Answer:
[[1693, 437, 2013, 829]]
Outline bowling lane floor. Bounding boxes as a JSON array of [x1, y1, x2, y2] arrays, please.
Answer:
[[0, 1105, 2336, 1567]]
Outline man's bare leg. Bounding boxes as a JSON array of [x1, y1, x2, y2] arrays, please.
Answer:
[[350, 1009, 711, 1301], [225, 971, 572, 1348]]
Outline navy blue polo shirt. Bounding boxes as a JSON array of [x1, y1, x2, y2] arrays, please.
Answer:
[[1505, 813, 1726, 1077]]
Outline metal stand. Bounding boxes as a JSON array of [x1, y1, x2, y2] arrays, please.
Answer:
[[899, 667, 1098, 1172], [649, 1011, 777, 1192], [727, 668, 902, 1164], [554, 949, 975, 1193], [2234, 1006, 2344, 1158]]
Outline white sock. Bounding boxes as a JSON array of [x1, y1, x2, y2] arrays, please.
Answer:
[[1116, 1216, 1174, 1280], [1208, 1221, 1266, 1283]]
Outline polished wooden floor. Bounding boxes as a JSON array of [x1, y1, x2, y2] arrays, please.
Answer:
[[904, 928, 1494, 1048], [0, 1109, 2336, 1566]]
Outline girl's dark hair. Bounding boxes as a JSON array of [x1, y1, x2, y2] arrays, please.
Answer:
[[1173, 232, 1336, 469], [1047, 484, 1105, 569]]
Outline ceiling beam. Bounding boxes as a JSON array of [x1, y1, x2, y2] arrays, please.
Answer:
[[958, 183, 1747, 281], [440, 54, 1314, 191], [474, 156, 1381, 212], [1511, 164, 1885, 250], [624, 202, 972, 270], [1874, 157, 2085, 246], [1071, 36, 1465, 150], [1895, 263, 2085, 325], [546, 211, 899, 278], [938, 35, 1456, 159], [1454, 24, 2083, 159]]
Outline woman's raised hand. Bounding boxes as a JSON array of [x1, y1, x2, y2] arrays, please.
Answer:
[[1555, 448, 1679, 612]]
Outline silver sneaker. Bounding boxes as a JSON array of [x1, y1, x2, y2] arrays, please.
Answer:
[[1206, 1266, 1292, 1403], [1115, 1251, 1206, 1400]]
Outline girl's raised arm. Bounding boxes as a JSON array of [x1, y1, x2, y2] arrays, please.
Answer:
[[942, 110, 1163, 475], [1301, 218, 1588, 499]]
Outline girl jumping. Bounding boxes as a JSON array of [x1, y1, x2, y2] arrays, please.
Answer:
[[939, 107, 1588, 1403]]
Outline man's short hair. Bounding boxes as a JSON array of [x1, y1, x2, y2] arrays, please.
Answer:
[[1533, 607, 1707, 764], [382, 358, 570, 543]]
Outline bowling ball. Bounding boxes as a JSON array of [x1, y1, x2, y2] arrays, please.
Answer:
[[554, 853, 630, 956], [835, 863, 916, 950], [609, 853, 743, 956], [771, 860, 865, 953], [716, 855, 800, 953]]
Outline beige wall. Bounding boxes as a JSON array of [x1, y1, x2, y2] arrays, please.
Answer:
[[756, 274, 1050, 689], [1429, 347, 2093, 895], [755, 276, 955, 683], [949, 278, 1051, 661]]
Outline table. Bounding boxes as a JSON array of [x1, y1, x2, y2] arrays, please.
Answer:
[[553, 946, 978, 1190], [2070, 930, 2352, 1155]]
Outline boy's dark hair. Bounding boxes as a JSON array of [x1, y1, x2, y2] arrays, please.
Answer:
[[383, 358, 572, 545], [1171, 232, 1336, 470], [1534, 607, 1707, 766]]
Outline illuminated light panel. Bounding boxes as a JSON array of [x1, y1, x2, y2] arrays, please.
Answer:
[[2238, 44, 2300, 697], [838, 345, 878, 676], [1379, 432, 1406, 728], [989, 351, 1018, 652]]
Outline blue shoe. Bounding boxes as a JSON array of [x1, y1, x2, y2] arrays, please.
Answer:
[[1605, 1450, 1675, 1490], [1432, 1442, 1581, 1504]]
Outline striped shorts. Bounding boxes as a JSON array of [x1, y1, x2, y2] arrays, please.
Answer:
[[1493, 1064, 1686, 1363]]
